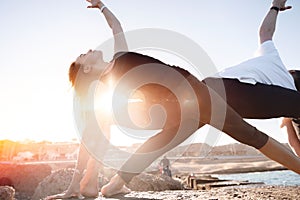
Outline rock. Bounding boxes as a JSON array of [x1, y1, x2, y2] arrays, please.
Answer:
[[33, 170, 182, 199], [0, 186, 15, 200], [0, 163, 51, 197], [32, 168, 109, 200], [127, 173, 183, 191], [32, 168, 74, 200]]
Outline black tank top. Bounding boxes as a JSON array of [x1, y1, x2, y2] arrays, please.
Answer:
[[103, 51, 192, 81], [101, 51, 195, 98]]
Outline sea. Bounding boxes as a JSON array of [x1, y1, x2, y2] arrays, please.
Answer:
[[217, 170, 300, 186]]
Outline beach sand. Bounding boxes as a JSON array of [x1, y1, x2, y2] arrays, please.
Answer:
[[2, 143, 299, 200], [94, 157, 298, 200], [100, 186, 300, 200]]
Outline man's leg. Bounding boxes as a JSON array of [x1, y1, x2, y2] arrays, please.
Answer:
[[203, 78, 300, 174], [215, 97, 300, 174], [203, 78, 300, 119]]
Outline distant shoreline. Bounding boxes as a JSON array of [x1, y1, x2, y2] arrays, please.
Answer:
[[171, 155, 286, 175]]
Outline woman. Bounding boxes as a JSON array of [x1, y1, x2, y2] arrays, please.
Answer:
[[46, 0, 181, 199], [46, 0, 130, 199], [100, 0, 300, 197]]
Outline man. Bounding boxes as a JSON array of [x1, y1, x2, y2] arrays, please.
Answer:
[[160, 156, 171, 177]]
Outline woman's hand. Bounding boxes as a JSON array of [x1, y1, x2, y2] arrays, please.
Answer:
[[86, 0, 104, 9], [85, 0, 128, 53]]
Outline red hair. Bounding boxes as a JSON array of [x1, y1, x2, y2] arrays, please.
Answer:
[[68, 61, 94, 98], [69, 62, 81, 87]]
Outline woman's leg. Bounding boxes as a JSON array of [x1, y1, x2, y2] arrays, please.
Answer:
[[79, 119, 113, 197], [79, 158, 101, 197], [45, 145, 90, 200], [101, 89, 205, 196], [101, 77, 269, 198], [101, 121, 205, 197]]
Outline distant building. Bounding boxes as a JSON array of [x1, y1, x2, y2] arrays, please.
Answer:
[[13, 151, 34, 161]]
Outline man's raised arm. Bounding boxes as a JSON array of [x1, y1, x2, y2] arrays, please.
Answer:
[[259, 0, 292, 44]]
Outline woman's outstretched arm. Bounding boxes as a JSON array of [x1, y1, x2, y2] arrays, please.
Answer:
[[259, 0, 291, 44], [87, 0, 128, 53]]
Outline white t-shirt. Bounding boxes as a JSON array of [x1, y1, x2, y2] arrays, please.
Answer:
[[214, 40, 296, 91]]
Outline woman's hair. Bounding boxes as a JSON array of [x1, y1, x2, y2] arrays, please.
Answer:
[[68, 61, 94, 99], [69, 61, 81, 87], [289, 70, 300, 91]]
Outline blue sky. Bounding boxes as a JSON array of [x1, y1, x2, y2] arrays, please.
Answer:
[[0, 0, 299, 144]]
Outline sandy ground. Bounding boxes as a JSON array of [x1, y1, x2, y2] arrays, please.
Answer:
[[56, 186, 299, 200], [110, 186, 300, 200]]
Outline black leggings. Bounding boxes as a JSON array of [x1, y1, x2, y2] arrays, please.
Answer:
[[118, 78, 300, 183], [203, 78, 300, 119]]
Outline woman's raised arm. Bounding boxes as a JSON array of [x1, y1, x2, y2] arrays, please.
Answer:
[[87, 0, 128, 53]]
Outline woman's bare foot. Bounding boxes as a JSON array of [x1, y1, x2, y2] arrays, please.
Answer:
[[44, 174, 81, 200], [101, 175, 131, 197], [79, 172, 99, 197], [44, 190, 82, 200]]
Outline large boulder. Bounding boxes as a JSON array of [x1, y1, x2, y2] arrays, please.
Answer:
[[32, 168, 109, 200], [32, 168, 73, 200], [0, 163, 51, 197]]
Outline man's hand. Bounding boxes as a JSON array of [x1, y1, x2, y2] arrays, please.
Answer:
[[86, 0, 104, 9], [280, 117, 292, 128], [272, 0, 292, 11]]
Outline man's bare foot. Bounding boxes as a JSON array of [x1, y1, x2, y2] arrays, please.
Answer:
[[79, 173, 99, 197], [101, 175, 131, 197]]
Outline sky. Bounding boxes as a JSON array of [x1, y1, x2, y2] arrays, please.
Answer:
[[0, 0, 300, 145]]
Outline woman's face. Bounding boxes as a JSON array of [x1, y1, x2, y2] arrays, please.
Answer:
[[75, 49, 106, 73]]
